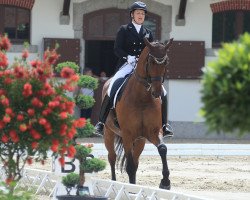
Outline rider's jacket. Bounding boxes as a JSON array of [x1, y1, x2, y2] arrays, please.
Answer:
[[114, 22, 153, 69]]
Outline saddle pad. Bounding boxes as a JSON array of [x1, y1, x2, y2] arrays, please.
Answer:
[[110, 74, 131, 108]]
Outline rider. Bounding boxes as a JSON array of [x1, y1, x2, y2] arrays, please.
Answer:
[[94, 1, 174, 138]]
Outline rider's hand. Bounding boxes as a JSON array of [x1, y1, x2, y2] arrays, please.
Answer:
[[127, 55, 136, 64]]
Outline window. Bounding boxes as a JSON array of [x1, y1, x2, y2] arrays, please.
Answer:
[[0, 5, 30, 43], [212, 11, 250, 47]]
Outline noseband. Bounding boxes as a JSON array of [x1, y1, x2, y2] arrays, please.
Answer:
[[134, 52, 169, 91]]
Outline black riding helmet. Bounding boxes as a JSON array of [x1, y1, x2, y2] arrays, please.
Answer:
[[130, 1, 147, 14]]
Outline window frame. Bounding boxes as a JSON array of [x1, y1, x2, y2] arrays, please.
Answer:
[[212, 10, 250, 48], [0, 5, 31, 44]]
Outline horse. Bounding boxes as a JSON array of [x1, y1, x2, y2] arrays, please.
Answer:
[[102, 37, 173, 190]]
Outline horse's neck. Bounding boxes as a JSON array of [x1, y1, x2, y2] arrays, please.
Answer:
[[129, 48, 152, 102]]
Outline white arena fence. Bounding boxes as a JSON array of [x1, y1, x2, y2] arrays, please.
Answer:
[[0, 143, 249, 199], [91, 178, 209, 200]]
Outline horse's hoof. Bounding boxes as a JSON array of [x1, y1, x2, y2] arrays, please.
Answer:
[[159, 179, 171, 190]]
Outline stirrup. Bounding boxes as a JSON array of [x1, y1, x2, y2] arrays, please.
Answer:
[[94, 122, 104, 137], [162, 124, 174, 138]]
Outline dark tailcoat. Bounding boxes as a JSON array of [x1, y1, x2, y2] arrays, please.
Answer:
[[114, 22, 153, 69]]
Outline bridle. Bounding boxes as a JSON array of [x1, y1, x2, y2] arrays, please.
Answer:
[[134, 52, 169, 91]]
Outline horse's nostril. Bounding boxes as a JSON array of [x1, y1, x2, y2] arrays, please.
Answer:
[[152, 91, 160, 98]]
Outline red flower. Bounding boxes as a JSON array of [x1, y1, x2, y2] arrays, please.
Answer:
[[51, 144, 58, 152], [0, 52, 8, 68], [4, 77, 12, 84], [0, 89, 6, 96], [30, 129, 41, 140], [5, 107, 13, 115], [59, 157, 65, 167], [60, 67, 75, 78], [1, 134, 8, 143], [3, 115, 11, 123], [31, 97, 43, 107], [27, 108, 35, 116], [22, 49, 29, 59], [1, 97, 9, 106], [38, 118, 47, 125], [74, 118, 86, 128], [0, 120, 5, 129], [51, 139, 59, 152], [60, 112, 68, 119], [67, 145, 76, 158], [0, 35, 11, 51], [14, 66, 26, 78], [27, 157, 32, 165], [31, 142, 39, 149], [17, 114, 24, 121], [30, 60, 41, 68], [45, 128, 52, 135], [19, 124, 27, 132], [24, 82, 32, 90], [9, 130, 19, 143]]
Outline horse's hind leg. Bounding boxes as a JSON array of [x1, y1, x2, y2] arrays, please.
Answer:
[[157, 143, 171, 190], [104, 127, 116, 181]]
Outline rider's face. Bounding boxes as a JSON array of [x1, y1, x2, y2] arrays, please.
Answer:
[[131, 10, 145, 25]]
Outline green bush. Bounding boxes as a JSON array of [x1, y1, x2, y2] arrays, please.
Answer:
[[200, 32, 250, 136], [77, 119, 95, 138], [62, 173, 80, 188], [75, 94, 95, 109], [78, 75, 98, 90], [56, 61, 80, 74], [82, 158, 106, 173]]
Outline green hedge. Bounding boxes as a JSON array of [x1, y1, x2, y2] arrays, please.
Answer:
[[200, 33, 250, 136]]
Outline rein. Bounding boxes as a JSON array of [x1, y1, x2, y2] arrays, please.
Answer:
[[134, 52, 169, 91]]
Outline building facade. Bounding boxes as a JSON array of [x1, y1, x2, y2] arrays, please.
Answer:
[[1, 0, 250, 139]]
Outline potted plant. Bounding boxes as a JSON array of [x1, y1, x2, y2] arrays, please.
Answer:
[[74, 70, 99, 138], [0, 35, 85, 198], [57, 143, 107, 200], [62, 173, 79, 195], [75, 74, 98, 109], [76, 119, 95, 138], [55, 61, 80, 75]]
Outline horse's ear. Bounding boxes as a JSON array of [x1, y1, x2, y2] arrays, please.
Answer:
[[143, 37, 153, 49], [165, 38, 174, 50]]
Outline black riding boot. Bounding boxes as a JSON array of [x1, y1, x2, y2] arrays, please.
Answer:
[[94, 95, 112, 137], [162, 95, 174, 137]]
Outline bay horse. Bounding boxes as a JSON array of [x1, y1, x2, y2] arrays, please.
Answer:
[[103, 37, 173, 190]]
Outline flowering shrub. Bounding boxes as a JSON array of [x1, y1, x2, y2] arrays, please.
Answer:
[[0, 35, 86, 189]]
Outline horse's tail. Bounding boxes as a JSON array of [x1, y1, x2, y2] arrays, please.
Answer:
[[115, 135, 126, 173]]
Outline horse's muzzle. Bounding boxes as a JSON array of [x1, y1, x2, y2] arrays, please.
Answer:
[[151, 91, 161, 98]]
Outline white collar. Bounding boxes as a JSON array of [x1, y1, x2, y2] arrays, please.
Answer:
[[132, 21, 142, 34]]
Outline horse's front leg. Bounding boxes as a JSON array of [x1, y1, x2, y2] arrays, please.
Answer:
[[123, 137, 140, 184], [157, 143, 171, 190]]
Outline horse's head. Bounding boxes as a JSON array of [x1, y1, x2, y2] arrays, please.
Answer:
[[141, 37, 173, 98]]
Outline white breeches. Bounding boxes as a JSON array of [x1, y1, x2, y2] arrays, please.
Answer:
[[107, 62, 167, 97]]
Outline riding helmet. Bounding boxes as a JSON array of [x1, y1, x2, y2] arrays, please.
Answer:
[[130, 1, 147, 14]]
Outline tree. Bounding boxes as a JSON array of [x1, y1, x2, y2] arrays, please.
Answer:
[[0, 35, 85, 195]]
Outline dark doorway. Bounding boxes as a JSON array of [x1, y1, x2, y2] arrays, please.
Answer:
[[85, 40, 118, 77]]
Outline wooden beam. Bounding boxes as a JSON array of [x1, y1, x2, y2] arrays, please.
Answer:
[[178, 0, 187, 19], [62, 0, 71, 16]]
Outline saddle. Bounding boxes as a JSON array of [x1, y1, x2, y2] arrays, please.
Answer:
[[110, 73, 132, 108], [109, 73, 133, 128]]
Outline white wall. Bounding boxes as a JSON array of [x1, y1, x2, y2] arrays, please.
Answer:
[[31, 0, 75, 53]]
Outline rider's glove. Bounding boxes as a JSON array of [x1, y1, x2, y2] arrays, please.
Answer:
[[127, 55, 136, 64]]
